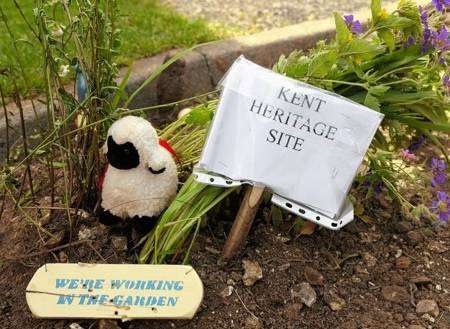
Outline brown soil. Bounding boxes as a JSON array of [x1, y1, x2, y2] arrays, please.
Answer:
[[0, 188, 449, 329]]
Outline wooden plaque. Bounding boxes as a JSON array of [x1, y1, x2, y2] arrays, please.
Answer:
[[26, 263, 203, 320]]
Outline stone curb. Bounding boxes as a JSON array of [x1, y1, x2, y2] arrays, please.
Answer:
[[0, 1, 409, 160]]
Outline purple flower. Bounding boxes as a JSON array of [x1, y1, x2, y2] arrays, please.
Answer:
[[419, 7, 433, 53], [430, 157, 447, 187], [431, 26, 450, 52], [430, 191, 450, 222], [431, 157, 447, 172], [431, 0, 450, 12], [403, 36, 415, 48], [419, 6, 428, 27], [408, 135, 425, 152], [344, 15, 362, 34], [444, 75, 450, 93]]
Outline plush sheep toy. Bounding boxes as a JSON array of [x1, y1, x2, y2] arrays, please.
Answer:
[[98, 116, 178, 228]]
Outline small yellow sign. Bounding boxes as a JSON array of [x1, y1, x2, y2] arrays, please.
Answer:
[[26, 263, 203, 320]]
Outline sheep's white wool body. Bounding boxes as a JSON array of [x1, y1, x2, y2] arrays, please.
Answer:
[[101, 116, 178, 219]]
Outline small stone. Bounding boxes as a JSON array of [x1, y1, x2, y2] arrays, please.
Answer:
[[394, 249, 403, 258], [58, 251, 68, 263], [78, 226, 96, 240], [394, 221, 413, 233], [242, 260, 263, 286], [69, 324, 84, 329], [304, 266, 325, 285], [283, 303, 302, 320], [421, 313, 435, 323], [416, 299, 439, 317], [226, 278, 235, 286], [275, 235, 290, 243], [395, 256, 411, 269], [111, 236, 127, 252], [219, 286, 234, 298], [244, 316, 262, 329], [278, 263, 291, 271], [428, 241, 447, 253], [381, 285, 409, 304], [77, 209, 90, 219], [295, 282, 317, 307], [410, 275, 432, 285], [324, 290, 346, 311], [351, 276, 362, 283], [362, 252, 377, 267], [354, 265, 369, 275]]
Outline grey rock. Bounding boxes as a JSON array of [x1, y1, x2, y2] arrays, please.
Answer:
[[219, 286, 234, 298], [111, 236, 127, 252], [304, 266, 325, 285], [242, 260, 263, 286], [293, 282, 317, 307], [244, 316, 262, 329], [381, 285, 409, 304], [324, 289, 346, 311], [362, 252, 377, 267], [410, 275, 432, 285], [416, 299, 439, 317]]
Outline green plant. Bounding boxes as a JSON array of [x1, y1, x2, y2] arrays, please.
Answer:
[[139, 0, 449, 263]]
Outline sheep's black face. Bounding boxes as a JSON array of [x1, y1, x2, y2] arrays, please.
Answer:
[[107, 136, 140, 170]]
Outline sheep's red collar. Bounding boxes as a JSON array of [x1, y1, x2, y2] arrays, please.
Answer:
[[97, 138, 177, 191], [158, 138, 178, 161]]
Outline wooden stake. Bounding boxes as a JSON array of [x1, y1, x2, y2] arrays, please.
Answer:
[[222, 185, 265, 261]]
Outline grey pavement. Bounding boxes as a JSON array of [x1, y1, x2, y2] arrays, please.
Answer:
[[162, 0, 395, 32]]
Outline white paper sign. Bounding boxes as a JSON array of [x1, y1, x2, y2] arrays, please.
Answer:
[[197, 56, 383, 218]]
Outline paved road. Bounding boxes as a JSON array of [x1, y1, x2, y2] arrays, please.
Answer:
[[162, 0, 395, 33]]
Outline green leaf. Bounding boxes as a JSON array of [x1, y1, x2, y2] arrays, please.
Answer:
[[285, 56, 310, 78], [111, 66, 132, 109], [308, 50, 338, 78], [271, 205, 283, 228], [371, 0, 382, 24], [52, 162, 66, 169], [365, 93, 381, 111], [334, 12, 351, 46], [369, 85, 390, 96], [184, 106, 214, 125], [376, 15, 414, 29], [347, 39, 385, 60], [378, 28, 395, 52]]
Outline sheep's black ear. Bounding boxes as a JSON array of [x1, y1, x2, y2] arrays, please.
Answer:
[[107, 136, 140, 170]]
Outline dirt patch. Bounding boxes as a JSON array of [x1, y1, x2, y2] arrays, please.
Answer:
[[0, 190, 449, 329]]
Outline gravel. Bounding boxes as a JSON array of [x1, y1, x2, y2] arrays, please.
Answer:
[[161, 0, 396, 32]]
